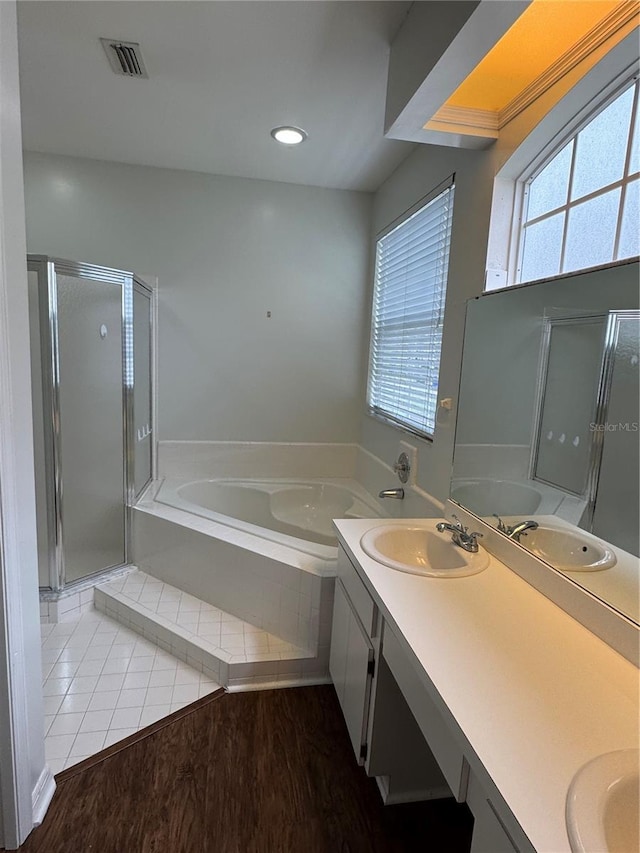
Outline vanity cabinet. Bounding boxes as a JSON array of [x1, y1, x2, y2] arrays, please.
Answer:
[[330, 546, 456, 802], [381, 622, 469, 802], [381, 618, 530, 850]]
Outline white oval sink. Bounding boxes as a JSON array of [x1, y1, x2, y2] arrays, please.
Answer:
[[518, 525, 616, 572], [566, 748, 639, 853], [360, 524, 489, 577]]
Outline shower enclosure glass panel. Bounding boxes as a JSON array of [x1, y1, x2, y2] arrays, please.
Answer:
[[27, 256, 153, 592], [133, 284, 153, 496], [56, 273, 126, 582]]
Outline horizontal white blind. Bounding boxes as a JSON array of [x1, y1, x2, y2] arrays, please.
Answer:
[[367, 180, 455, 438]]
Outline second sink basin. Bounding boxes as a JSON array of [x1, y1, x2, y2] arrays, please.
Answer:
[[566, 748, 639, 853], [360, 524, 489, 577], [517, 524, 616, 572]]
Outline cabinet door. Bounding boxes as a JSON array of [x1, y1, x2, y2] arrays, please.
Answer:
[[467, 771, 526, 853], [329, 578, 350, 706], [329, 579, 374, 762], [470, 801, 520, 853]]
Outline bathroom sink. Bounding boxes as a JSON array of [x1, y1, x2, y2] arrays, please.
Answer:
[[517, 524, 616, 572], [566, 748, 639, 853], [360, 524, 489, 578]]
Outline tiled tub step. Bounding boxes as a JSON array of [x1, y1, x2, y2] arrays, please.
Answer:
[[94, 570, 326, 690]]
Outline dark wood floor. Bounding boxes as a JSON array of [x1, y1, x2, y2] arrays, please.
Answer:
[[12, 686, 473, 853]]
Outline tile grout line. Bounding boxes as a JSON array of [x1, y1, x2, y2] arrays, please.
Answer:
[[42, 607, 222, 772]]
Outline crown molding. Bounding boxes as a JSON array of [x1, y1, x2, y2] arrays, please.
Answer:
[[427, 2, 639, 141], [498, 1, 639, 128], [427, 105, 499, 132], [425, 105, 499, 139]]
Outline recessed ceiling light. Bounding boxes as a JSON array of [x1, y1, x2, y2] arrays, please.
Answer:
[[270, 126, 308, 145]]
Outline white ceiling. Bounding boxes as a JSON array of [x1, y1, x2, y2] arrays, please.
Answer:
[[17, 0, 415, 192]]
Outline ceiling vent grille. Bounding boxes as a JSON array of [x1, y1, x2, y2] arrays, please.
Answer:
[[100, 38, 148, 78]]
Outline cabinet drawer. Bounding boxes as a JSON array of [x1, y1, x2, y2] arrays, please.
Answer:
[[337, 546, 376, 638], [382, 623, 468, 802]]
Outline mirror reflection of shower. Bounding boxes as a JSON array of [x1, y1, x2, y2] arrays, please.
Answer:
[[450, 259, 639, 625], [531, 310, 639, 550], [27, 256, 153, 594]]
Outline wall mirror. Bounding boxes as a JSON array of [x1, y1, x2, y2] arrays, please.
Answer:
[[451, 259, 639, 624]]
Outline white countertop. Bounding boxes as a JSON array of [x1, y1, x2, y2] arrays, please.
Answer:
[[335, 518, 640, 853]]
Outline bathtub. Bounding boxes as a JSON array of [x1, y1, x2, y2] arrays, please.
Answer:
[[154, 477, 382, 561], [133, 443, 442, 681]]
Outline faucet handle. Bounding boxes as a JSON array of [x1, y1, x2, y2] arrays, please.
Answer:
[[393, 452, 411, 484], [451, 514, 467, 533], [492, 514, 508, 533]]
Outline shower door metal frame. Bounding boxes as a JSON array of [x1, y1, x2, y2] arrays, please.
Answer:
[[28, 255, 153, 593], [587, 309, 640, 529], [132, 276, 155, 501]]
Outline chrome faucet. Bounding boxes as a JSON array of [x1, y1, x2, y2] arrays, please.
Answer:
[[436, 515, 483, 553], [378, 488, 404, 499], [507, 519, 539, 542], [493, 515, 539, 542]]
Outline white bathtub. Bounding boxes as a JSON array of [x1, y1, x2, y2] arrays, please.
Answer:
[[154, 477, 382, 561], [134, 444, 437, 670]]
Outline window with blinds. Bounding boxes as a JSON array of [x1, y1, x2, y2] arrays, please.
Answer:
[[367, 178, 455, 439]]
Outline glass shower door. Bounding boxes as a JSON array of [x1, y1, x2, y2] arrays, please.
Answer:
[[56, 270, 127, 582]]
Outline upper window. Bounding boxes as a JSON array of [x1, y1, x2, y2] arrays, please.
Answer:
[[517, 79, 639, 283], [367, 177, 455, 440]]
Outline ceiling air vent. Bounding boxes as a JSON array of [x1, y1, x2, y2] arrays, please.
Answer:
[[100, 38, 148, 78]]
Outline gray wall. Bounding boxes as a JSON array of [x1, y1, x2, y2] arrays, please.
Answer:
[[456, 262, 640, 448], [23, 152, 372, 442], [362, 143, 496, 501]]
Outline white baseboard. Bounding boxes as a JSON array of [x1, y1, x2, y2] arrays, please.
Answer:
[[32, 765, 56, 828]]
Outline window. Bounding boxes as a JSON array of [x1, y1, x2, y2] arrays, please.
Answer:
[[367, 177, 455, 439], [517, 78, 639, 283]]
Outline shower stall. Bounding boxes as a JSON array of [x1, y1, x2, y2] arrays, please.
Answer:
[[27, 256, 153, 593]]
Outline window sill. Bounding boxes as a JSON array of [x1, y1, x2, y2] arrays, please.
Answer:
[[366, 410, 434, 444]]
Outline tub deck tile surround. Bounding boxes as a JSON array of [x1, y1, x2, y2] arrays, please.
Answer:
[[95, 570, 329, 691]]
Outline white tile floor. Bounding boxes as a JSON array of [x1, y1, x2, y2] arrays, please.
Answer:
[[41, 608, 221, 774]]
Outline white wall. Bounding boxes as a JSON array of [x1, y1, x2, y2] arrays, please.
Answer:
[[23, 152, 372, 443], [0, 2, 51, 845]]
